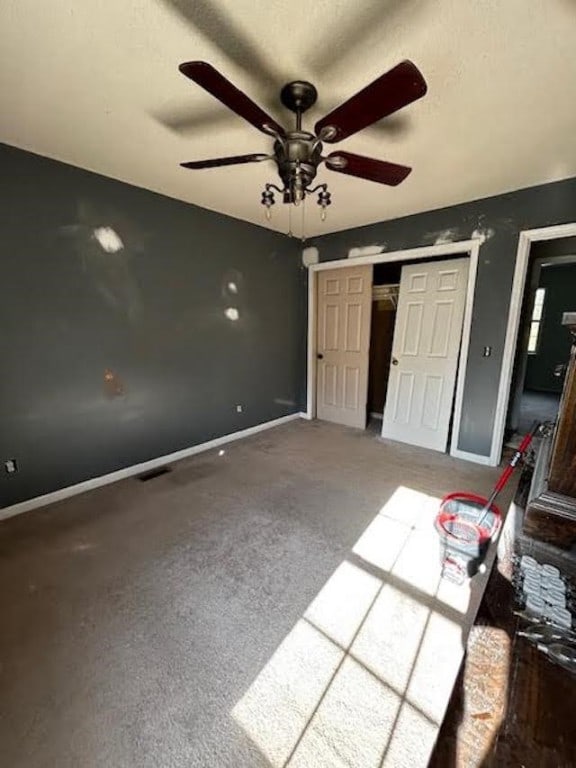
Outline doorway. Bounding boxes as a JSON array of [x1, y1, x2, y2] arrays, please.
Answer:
[[367, 264, 399, 430], [506, 240, 576, 444], [311, 246, 475, 457], [494, 222, 576, 464]]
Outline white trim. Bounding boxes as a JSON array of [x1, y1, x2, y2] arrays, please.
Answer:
[[369, 411, 384, 420], [0, 412, 303, 522], [450, 448, 494, 466], [312, 240, 478, 271], [306, 270, 316, 419], [305, 239, 488, 464], [449, 241, 481, 459], [490, 222, 576, 466]]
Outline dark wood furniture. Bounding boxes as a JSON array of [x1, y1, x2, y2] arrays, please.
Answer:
[[431, 511, 576, 767], [548, 311, 576, 496], [524, 312, 576, 548]]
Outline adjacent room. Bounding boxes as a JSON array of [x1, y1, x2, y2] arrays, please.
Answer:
[[507, 237, 576, 442], [1, 2, 576, 766]]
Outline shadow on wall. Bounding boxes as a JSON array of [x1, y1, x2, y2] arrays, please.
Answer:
[[59, 202, 261, 341], [59, 199, 145, 326]]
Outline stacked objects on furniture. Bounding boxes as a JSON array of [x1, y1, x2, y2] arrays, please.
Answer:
[[514, 555, 576, 673]]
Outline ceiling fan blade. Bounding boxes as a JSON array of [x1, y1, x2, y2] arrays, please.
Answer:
[[315, 61, 427, 143], [325, 152, 411, 186], [179, 62, 285, 137], [181, 154, 271, 170]]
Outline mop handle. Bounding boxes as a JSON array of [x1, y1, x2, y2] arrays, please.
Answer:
[[478, 420, 540, 526]]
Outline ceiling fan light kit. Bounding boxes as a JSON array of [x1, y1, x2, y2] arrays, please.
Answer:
[[178, 60, 427, 230]]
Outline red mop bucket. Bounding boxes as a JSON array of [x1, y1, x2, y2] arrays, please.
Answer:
[[435, 422, 539, 583], [435, 493, 501, 582]]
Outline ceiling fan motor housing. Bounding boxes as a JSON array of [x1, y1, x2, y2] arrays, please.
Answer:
[[274, 132, 323, 203]]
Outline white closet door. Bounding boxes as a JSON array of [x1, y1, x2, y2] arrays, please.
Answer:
[[382, 258, 469, 451]]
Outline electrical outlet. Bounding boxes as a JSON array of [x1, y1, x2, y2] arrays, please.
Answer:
[[4, 459, 18, 474], [236, 405, 243, 413]]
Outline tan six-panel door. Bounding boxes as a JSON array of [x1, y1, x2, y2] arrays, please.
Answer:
[[316, 265, 373, 428]]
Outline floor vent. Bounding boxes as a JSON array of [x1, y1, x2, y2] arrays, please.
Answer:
[[137, 467, 172, 482]]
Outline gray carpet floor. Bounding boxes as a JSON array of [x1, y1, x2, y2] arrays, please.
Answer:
[[0, 420, 502, 768]]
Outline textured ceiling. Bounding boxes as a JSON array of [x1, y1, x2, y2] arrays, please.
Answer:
[[1, 0, 576, 237]]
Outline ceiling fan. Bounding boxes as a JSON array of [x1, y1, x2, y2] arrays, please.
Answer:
[[178, 60, 427, 220]]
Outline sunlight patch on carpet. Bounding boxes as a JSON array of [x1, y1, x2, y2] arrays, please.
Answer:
[[231, 485, 484, 767]]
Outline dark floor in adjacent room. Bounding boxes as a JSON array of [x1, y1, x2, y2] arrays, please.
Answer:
[[0, 420, 504, 767], [517, 390, 561, 434]]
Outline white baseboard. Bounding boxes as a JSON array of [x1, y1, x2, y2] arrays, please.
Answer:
[[450, 447, 496, 466], [369, 411, 383, 420], [0, 412, 303, 522]]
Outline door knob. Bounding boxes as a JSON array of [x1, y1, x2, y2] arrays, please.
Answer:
[[391, 357, 399, 366], [317, 353, 324, 360], [554, 363, 567, 378]]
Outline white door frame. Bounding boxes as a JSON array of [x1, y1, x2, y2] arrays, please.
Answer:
[[305, 239, 485, 463], [491, 222, 576, 464]]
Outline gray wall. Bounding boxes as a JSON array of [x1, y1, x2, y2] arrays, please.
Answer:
[[310, 177, 576, 456], [525, 263, 576, 392], [3, 139, 576, 505], [0, 143, 304, 507]]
